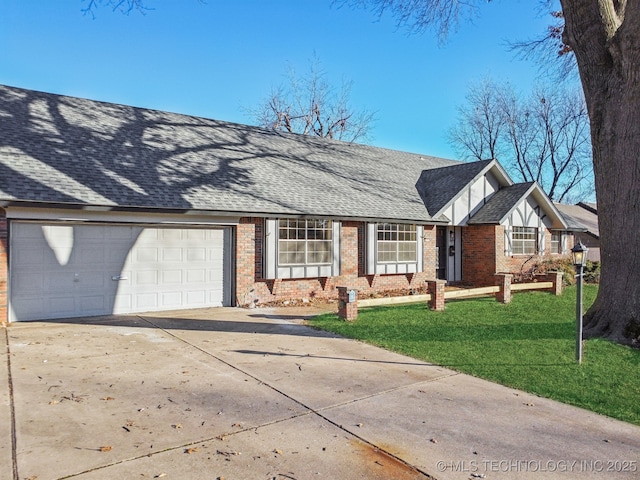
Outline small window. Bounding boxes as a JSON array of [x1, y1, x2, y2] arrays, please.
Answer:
[[377, 223, 417, 263], [278, 219, 332, 265], [551, 232, 562, 254], [512, 226, 537, 255]]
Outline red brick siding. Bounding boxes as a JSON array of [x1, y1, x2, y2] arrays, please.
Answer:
[[235, 220, 435, 306], [423, 225, 437, 279], [463, 224, 574, 287], [0, 209, 7, 323], [462, 225, 499, 286]]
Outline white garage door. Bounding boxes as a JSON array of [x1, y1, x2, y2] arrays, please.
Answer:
[[9, 223, 232, 321]]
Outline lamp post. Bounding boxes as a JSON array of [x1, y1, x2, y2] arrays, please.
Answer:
[[571, 241, 588, 364]]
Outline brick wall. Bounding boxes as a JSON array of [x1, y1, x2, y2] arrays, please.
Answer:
[[423, 225, 437, 278], [0, 209, 7, 323], [462, 224, 574, 287], [462, 225, 498, 286], [235, 219, 435, 306]]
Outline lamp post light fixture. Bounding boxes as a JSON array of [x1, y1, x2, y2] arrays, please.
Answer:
[[572, 241, 589, 364]]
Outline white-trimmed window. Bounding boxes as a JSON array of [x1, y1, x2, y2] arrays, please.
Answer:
[[551, 232, 562, 254], [512, 226, 537, 255], [377, 223, 417, 263], [264, 219, 339, 279], [278, 219, 332, 265]]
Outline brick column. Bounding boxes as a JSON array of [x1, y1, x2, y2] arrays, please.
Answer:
[[539, 271, 563, 296], [337, 286, 358, 321], [0, 209, 7, 323], [236, 219, 257, 307], [495, 273, 513, 304], [426, 279, 446, 311]]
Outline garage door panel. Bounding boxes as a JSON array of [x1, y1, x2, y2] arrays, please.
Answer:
[[186, 248, 206, 261], [135, 247, 159, 263], [113, 294, 132, 312], [186, 269, 206, 284], [160, 229, 182, 241], [12, 297, 46, 318], [161, 291, 182, 308], [162, 248, 183, 262], [136, 270, 159, 285], [79, 296, 108, 314], [186, 290, 206, 305], [14, 246, 45, 265], [136, 293, 158, 310], [50, 296, 76, 316], [47, 273, 76, 292], [10, 223, 232, 321], [162, 270, 183, 284], [13, 272, 45, 290], [77, 245, 105, 264]]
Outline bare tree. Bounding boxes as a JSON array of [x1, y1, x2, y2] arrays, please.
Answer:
[[82, 0, 149, 16], [451, 80, 592, 202], [344, 0, 640, 345], [250, 58, 375, 143], [448, 78, 508, 162]]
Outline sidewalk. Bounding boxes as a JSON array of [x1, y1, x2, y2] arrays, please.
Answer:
[[2, 306, 639, 479]]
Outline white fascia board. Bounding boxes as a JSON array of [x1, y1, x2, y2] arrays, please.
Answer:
[[5, 206, 240, 226]]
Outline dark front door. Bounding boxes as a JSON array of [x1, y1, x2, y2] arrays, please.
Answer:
[[436, 226, 447, 280]]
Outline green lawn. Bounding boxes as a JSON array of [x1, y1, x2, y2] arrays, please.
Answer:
[[308, 285, 640, 425]]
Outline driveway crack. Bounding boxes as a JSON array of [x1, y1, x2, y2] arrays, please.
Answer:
[[3, 327, 18, 480]]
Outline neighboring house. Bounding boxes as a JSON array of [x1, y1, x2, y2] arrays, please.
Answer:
[[0, 85, 576, 322], [554, 202, 600, 261]]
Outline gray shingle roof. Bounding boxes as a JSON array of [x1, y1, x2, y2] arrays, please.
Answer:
[[468, 182, 535, 224], [0, 84, 463, 223], [415, 159, 494, 216], [554, 203, 599, 236]]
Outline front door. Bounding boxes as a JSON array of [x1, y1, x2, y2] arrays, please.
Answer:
[[436, 226, 447, 280]]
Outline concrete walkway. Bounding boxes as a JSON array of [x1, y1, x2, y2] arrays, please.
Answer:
[[2, 306, 639, 480]]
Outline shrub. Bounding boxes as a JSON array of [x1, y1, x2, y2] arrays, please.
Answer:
[[513, 257, 600, 286], [583, 260, 601, 284]]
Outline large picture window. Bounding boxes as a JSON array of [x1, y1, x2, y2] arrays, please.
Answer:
[[278, 219, 332, 265], [377, 223, 417, 263], [512, 226, 537, 255]]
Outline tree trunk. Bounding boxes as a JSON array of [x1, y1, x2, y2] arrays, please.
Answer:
[[562, 1, 640, 346]]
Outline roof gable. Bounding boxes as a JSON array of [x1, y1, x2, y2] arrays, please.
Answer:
[[415, 159, 512, 219], [469, 182, 568, 229]]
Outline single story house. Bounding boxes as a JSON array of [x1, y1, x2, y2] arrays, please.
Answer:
[[0, 85, 576, 322]]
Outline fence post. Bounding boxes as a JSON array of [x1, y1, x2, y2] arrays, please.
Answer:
[[541, 271, 564, 296], [426, 279, 446, 311], [495, 273, 513, 304], [337, 286, 358, 321]]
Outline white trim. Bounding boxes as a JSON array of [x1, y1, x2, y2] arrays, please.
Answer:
[[367, 223, 376, 274], [269, 218, 341, 279], [5, 207, 240, 226], [264, 218, 278, 279]]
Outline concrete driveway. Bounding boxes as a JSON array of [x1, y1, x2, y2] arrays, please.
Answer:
[[2, 306, 639, 480]]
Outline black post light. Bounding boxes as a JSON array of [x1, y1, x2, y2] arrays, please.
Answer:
[[571, 241, 588, 364]]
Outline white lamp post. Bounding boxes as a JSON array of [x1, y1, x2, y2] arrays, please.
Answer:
[[571, 241, 588, 364]]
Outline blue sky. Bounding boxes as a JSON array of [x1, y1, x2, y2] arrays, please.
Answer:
[[1, 1, 562, 159]]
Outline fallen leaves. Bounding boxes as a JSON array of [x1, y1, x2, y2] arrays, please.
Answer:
[[99, 446, 113, 452]]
